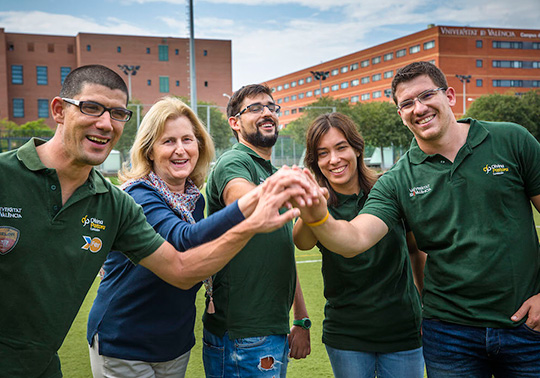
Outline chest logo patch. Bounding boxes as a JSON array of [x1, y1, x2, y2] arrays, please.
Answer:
[[483, 164, 509, 176], [409, 184, 432, 197], [82, 236, 103, 253], [0, 226, 20, 255]]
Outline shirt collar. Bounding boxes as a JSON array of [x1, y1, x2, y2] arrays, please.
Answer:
[[408, 118, 489, 164], [233, 142, 272, 163]]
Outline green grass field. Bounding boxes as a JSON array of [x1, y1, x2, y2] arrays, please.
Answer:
[[58, 207, 540, 377]]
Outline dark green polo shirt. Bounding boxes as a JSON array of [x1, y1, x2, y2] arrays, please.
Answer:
[[361, 119, 540, 328], [319, 192, 422, 353], [0, 139, 164, 377], [204, 143, 296, 339]]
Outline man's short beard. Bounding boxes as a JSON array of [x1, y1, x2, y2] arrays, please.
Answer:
[[242, 127, 279, 148]]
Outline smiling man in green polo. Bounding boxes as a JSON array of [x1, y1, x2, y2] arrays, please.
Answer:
[[299, 61, 540, 377]]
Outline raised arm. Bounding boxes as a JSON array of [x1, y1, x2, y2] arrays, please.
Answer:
[[293, 218, 318, 251]]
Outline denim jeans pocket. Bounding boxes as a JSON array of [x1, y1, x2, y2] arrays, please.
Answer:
[[522, 323, 540, 337], [235, 335, 268, 349], [202, 331, 225, 378]]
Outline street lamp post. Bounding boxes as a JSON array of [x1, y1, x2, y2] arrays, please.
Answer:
[[117, 65, 140, 99], [310, 70, 329, 98], [455, 74, 471, 114]]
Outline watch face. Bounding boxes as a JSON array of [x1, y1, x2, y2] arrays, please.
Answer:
[[304, 318, 312, 328]]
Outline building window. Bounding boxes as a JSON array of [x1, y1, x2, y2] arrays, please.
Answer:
[[175, 49, 179, 55], [38, 99, 49, 118], [298, 79, 304, 85], [493, 41, 523, 49], [372, 73, 381, 82], [341, 66, 348, 73], [384, 52, 393, 61], [331, 69, 339, 76], [86, 45, 91, 51], [307, 91, 313, 97], [533, 81, 540, 87], [291, 94, 297, 101], [323, 87, 330, 94], [176, 80, 180, 86], [492, 60, 523, 68], [277, 85, 282, 91], [306, 76, 312, 83], [204, 81, 208, 87], [117, 46, 121, 53], [476, 40, 483, 48], [351, 95, 359, 103], [361, 93, 370, 101], [314, 89, 321, 96], [291, 81, 297, 87], [284, 110, 290, 116], [159, 45, 169, 61], [146, 47, 151, 54], [67, 44, 74, 54], [534, 43, 540, 49], [284, 96, 289, 102], [36, 66, 48, 85], [396, 48, 406, 57], [424, 40, 435, 50], [533, 61, 540, 69], [331, 84, 339, 91], [147, 79, 151, 86], [27, 42, 34, 52], [372, 56, 381, 64], [48, 43, 54, 53], [361, 59, 369, 67], [351, 79, 359, 87], [298, 93, 304, 99], [373, 91, 382, 98], [203, 50, 208, 56], [277, 98, 283, 104], [60, 67, 71, 84], [384, 70, 393, 79], [7, 42, 14, 51], [13, 98, 24, 118], [361, 76, 370, 84], [159, 77, 169, 92], [384, 88, 392, 98], [11, 65, 23, 84], [284, 83, 290, 89], [476, 60, 483, 68], [341, 82, 349, 89], [476, 79, 483, 87], [350, 63, 359, 70], [410, 45, 421, 54], [493, 80, 523, 87]]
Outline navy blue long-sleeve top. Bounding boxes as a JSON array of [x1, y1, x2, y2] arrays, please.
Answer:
[[87, 181, 244, 361]]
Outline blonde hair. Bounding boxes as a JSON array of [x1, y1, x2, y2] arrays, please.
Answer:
[[119, 97, 215, 188]]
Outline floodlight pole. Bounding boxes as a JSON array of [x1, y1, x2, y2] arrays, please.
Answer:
[[455, 74, 471, 113], [188, 0, 197, 114], [117, 65, 140, 100], [310, 70, 329, 98]]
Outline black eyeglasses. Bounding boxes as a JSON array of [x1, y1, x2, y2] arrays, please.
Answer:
[[396, 87, 447, 112], [235, 103, 281, 117], [62, 98, 132, 122]]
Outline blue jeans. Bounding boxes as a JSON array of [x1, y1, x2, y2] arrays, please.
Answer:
[[325, 344, 424, 378], [423, 319, 540, 377], [202, 329, 289, 378]]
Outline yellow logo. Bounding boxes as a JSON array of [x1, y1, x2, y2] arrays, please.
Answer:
[[483, 164, 509, 175], [81, 215, 107, 232], [82, 236, 103, 253]]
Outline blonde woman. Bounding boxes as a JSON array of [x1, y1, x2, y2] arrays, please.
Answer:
[[87, 97, 257, 377]]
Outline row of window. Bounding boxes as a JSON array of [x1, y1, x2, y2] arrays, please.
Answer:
[[12, 99, 50, 118], [11, 65, 72, 85], [475, 59, 540, 69], [274, 40, 436, 92], [490, 41, 540, 50]]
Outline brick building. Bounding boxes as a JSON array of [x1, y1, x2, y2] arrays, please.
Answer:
[[263, 25, 540, 128], [0, 29, 232, 127]]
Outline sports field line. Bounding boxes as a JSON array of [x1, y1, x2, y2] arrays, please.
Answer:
[[297, 259, 322, 264]]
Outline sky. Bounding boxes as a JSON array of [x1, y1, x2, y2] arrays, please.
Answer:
[[1, 0, 539, 90]]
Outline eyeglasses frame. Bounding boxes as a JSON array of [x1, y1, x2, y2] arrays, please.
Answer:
[[396, 87, 447, 112], [235, 103, 281, 118], [62, 98, 132, 122]]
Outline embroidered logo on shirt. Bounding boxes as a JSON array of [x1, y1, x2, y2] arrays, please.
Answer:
[[483, 164, 509, 176], [81, 236, 103, 253], [409, 184, 432, 197], [0, 226, 20, 255], [0, 207, 22, 219], [81, 215, 107, 232]]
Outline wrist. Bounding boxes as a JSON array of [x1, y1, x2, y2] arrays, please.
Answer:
[[305, 210, 329, 227], [293, 317, 312, 330]]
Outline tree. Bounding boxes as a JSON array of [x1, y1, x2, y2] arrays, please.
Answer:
[[465, 91, 539, 141], [351, 101, 412, 168], [195, 100, 233, 152], [115, 100, 143, 161]]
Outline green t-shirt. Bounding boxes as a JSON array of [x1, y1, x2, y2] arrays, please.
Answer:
[[319, 191, 422, 353], [204, 143, 296, 339], [361, 119, 540, 328], [0, 139, 165, 377]]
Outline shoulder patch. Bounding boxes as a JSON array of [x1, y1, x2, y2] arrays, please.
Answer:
[[0, 226, 20, 255]]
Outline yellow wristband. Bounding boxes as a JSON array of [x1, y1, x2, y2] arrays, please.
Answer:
[[306, 210, 329, 227]]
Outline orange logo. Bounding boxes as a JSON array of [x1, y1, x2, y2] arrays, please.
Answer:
[[0, 226, 19, 255], [82, 236, 103, 253]]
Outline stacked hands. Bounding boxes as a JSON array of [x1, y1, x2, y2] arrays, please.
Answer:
[[241, 166, 329, 234]]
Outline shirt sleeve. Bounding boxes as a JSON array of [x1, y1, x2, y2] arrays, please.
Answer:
[[128, 184, 245, 251], [360, 173, 403, 231], [210, 151, 255, 203], [518, 126, 540, 198]]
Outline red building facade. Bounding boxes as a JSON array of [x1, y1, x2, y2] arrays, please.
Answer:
[[264, 25, 540, 127], [0, 29, 232, 127]]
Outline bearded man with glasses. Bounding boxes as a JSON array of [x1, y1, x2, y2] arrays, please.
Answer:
[[296, 61, 540, 378], [204, 84, 311, 377]]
